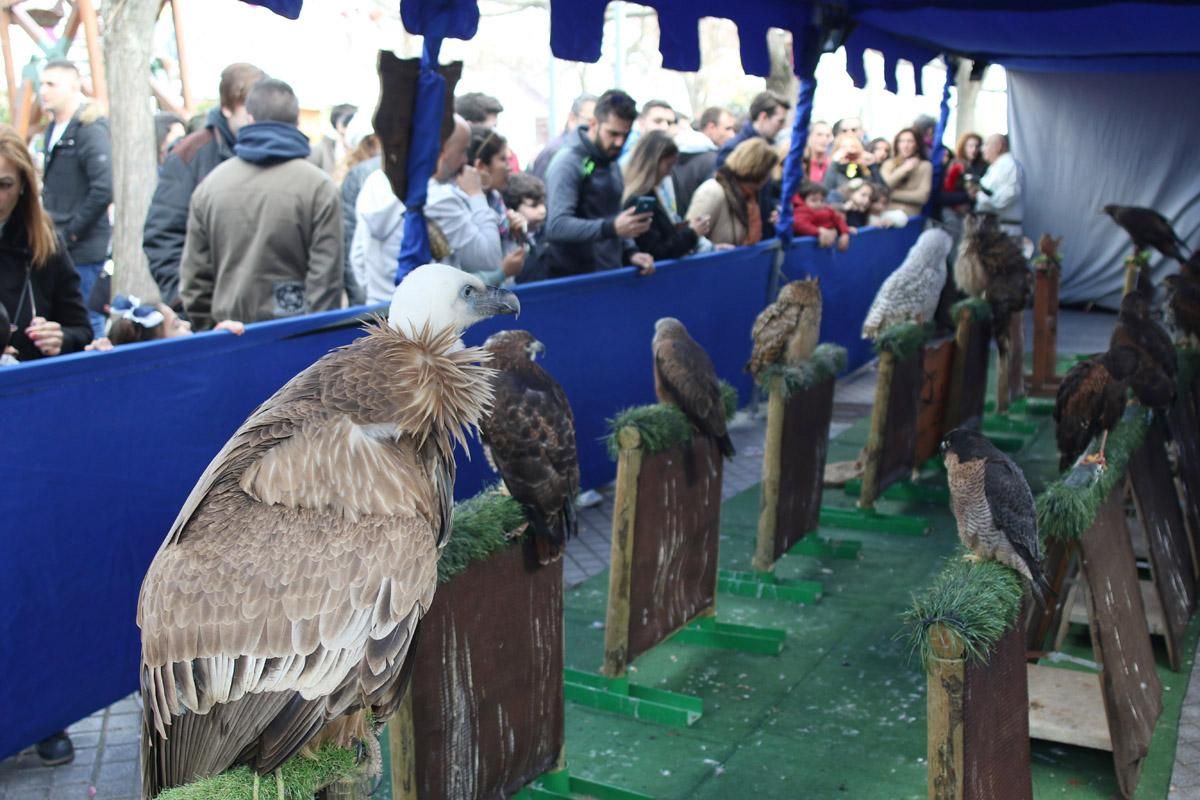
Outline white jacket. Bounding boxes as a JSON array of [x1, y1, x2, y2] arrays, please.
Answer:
[[351, 169, 405, 304], [975, 152, 1024, 226]]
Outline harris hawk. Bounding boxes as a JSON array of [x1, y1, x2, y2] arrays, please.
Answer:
[[480, 329, 580, 566]]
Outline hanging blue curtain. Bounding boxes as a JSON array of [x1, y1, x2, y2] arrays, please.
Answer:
[[774, 77, 817, 243], [923, 63, 954, 220], [239, 0, 302, 18], [393, 1, 480, 284]]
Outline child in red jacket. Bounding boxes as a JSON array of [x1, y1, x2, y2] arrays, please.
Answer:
[[792, 180, 854, 251]]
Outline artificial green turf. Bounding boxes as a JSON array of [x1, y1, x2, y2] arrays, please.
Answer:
[[559, 405, 1196, 799]]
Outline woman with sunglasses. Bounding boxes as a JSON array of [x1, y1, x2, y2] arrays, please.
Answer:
[[0, 125, 91, 361]]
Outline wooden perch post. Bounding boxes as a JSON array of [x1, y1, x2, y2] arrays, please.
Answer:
[[602, 427, 642, 678], [752, 377, 787, 573], [927, 625, 965, 800], [859, 350, 896, 510], [1027, 261, 1062, 397]]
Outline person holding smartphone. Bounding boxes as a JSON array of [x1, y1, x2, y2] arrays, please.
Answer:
[[621, 130, 722, 261]]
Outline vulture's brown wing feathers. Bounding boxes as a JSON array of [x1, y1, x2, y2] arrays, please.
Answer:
[[654, 334, 734, 457], [746, 301, 800, 377], [138, 323, 492, 798], [481, 361, 580, 564]]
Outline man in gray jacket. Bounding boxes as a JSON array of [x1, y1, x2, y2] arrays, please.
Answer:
[[180, 79, 343, 330]]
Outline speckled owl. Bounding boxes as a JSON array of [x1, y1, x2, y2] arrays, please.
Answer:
[[861, 228, 952, 340]]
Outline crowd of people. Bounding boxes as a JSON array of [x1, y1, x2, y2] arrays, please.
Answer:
[[1, 58, 1024, 377]]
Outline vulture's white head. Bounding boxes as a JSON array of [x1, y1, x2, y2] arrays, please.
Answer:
[[388, 264, 521, 342]]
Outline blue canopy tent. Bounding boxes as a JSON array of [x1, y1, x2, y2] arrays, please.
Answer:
[[3, 0, 1199, 765]]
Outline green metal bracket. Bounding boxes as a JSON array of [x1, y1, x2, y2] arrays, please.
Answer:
[[843, 477, 949, 506], [516, 768, 655, 800], [788, 534, 863, 560], [982, 414, 1040, 436], [563, 668, 703, 728], [717, 568, 823, 604], [818, 505, 931, 536], [671, 615, 786, 655]]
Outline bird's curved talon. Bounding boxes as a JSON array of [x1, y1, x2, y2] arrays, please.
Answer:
[[962, 553, 983, 563]]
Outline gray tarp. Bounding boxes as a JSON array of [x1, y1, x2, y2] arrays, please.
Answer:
[[1008, 70, 1200, 309]]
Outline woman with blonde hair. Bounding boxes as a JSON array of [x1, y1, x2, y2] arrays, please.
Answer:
[[622, 130, 714, 259], [686, 137, 780, 247], [0, 125, 91, 361], [880, 127, 933, 216]]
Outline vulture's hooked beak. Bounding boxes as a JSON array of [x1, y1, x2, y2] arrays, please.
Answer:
[[475, 286, 521, 319]]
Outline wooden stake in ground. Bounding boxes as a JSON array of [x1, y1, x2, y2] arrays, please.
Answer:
[[927, 624, 965, 800], [602, 427, 642, 678], [752, 376, 786, 572], [860, 350, 897, 508], [102, 0, 161, 302]]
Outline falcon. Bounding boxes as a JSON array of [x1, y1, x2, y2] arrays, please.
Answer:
[[1104, 204, 1189, 262], [941, 428, 1051, 605], [136, 264, 519, 798], [480, 330, 580, 566], [746, 278, 822, 379], [1110, 274, 1177, 409], [861, 228, 952, 340], [1054, 346, 1138, 471], [653, 317, 735, 458]]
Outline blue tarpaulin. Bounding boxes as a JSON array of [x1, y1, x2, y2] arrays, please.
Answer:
[[0, 224, 920, 758]]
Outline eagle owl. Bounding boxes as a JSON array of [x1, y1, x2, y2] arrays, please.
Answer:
[[746, 278, 822, 378]]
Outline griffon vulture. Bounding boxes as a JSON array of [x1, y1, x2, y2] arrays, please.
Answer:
[[136, 264, 519, 797]]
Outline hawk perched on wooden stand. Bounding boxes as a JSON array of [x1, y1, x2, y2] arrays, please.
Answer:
[[653, 317, 735, 458]]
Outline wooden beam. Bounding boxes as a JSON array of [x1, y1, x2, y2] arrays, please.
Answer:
[[63, 2, 80, 41], [169, 0, 193, 112], [927, 624, 965, 800], [74, 0, 105, 109], [14, 76, 34, 138], [0, 11, 18, 125], [602, 426, 642, 678], [11, 6, 54, 49], [751, 376, 785, 572]]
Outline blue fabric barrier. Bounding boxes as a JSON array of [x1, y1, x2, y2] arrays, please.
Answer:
[[780, 220, 922, 373], [0, 225, 920, 758]]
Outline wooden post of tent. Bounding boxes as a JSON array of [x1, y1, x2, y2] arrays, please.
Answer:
[[1027, 259, 1062, 397], [75, 0, 107, 110], [602, 427, 642, 678], [15, 78, 35, 139], [859, 350, 896, 510], [0, 10, 17, 125], [169, 0, 194, 112]]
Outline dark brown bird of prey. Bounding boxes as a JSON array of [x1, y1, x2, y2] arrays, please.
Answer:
[[137, 264, 519, 798], [1165, 272, 1200, 346], [480, 329, 580, 566], [746, 278, 822, 379], [1110, 277, 1178, 409], [956, 214, 1032, 359], [653, 317, 735, 458], [1104, 204, 1189, 262], [1054, 346, 1138, 471], [941, 428, 1051, 605]]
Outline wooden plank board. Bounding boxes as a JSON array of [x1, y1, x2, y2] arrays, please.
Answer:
[[407, 544, 564, 799], [945, 316, 991, 433], [1027, 663, 1113, 752], [1167, 385, 1200, 579], [773, 376, 836, 559], [915, 337, 956, 466], [963, 623, 1033, 799], [1068, 578, 1166, 636], [878, 346, 922, 492], [626, 435, 723, 662], [1079, 486, 1163, 798], [1128, 418, 1197, 672]]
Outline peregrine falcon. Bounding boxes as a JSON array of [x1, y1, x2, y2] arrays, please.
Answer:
[[941, 428, 1051, 604]]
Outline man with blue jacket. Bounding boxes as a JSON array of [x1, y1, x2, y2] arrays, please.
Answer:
[[180, 78, 343, 330]]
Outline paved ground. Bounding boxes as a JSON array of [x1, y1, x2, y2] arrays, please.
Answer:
[[2, 309, 1195, 799]]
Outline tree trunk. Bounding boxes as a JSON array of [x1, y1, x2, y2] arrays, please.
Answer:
[[954, 59, 982, 143], [102, 0, 160, 302], [766, 29, 798, 105]]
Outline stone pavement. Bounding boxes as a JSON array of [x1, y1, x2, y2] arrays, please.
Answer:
[[2, 310, 1196, 798]]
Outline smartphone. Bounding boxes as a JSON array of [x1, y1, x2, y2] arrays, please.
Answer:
[[634, 195, 656, 215]]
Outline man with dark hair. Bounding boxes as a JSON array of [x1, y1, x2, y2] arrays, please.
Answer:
[[619, 98, 676, 166], [143, 62, 266, 306], [672, 105, 736, 216], [543, 89, 655, 278], [309, 102, 357, 174], [715, 91, 790, 169], [39, 58, 111, 339], [455, 92, 504, 127], [832, 116, 864, 140], [503, 172, 549, 283], [530, 93, 596, 179], [180, 78, 343, 329]]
